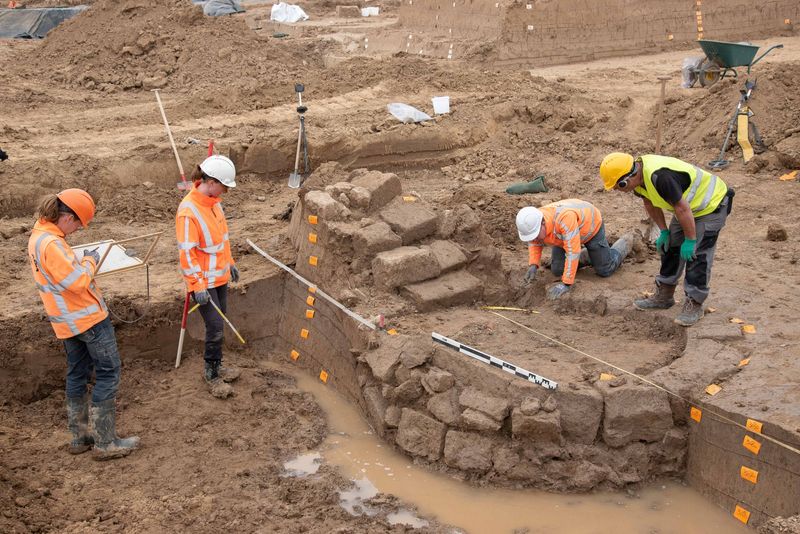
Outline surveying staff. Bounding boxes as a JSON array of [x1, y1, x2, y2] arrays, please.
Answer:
[[516, 199, 633, 300], [176, 155, 241, 395], [600, 153, 732, 326], [28, 189, 139, 460]]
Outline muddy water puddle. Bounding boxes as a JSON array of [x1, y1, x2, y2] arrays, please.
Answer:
[[290, 370, 748, 534]]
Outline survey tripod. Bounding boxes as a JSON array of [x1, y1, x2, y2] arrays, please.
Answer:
[[708, 78, 766, 170], [288, 83, 310, 188]]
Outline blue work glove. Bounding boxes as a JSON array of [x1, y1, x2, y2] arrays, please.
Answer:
[[230, 264, 240, 283], [655, 229, 670, 256], [524, 264, 538, 283], [546, 282, 570, 300], [193, 289, 210, 306], [680, 239, 697, 262], [83, 247, 100, 264]]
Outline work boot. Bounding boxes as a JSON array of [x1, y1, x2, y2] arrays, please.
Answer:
[[633, 282, 676, 310], [674, 297, 704, 327], [90, 398, 140, 461], [66, 394, 93, 454], [204, 361, 234, 399], [612, 233, 634, 261]]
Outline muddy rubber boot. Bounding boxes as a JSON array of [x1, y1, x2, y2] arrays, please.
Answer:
[[612, 233, 634, 261], [91, 398, 140, 461], [674, 297, 704, 327], [633, 282, 676, 310], [204, 361, 234, 399], [66, 394, 94, 454]]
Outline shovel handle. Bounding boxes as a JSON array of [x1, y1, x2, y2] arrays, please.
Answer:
[[152, 89, 187, 185]]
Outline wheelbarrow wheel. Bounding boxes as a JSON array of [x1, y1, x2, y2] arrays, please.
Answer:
[[698, 60, 721, 88]]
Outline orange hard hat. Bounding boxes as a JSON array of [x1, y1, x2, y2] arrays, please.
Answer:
[[57, 189, 95, 227]]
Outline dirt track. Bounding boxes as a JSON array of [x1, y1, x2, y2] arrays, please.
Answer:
[[1, 1, 800, 532]]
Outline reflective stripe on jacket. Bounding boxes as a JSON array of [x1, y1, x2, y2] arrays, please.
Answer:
[[175, 186, 233, 292], [28, 220, 108, 339], [635, 154, 728, 218], [528, 199, 602, 285]]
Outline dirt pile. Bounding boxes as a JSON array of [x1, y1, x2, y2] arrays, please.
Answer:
[[662, 61, 800, 172]]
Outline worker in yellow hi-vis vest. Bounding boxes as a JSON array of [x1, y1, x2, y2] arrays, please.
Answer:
[[600, 153, 734, 327]]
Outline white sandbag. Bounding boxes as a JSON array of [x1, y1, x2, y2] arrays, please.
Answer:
[[361, 6, 380, 16], [270, 2, 309, 23], [387, 103, 432, 123]]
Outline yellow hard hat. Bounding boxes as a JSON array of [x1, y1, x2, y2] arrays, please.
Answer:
[[599, 152, 635, 190]]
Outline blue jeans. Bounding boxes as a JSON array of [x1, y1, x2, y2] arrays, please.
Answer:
[[63, 316, 121, 403], [550, 223, 622, 279], [196, 284, 227, 363]]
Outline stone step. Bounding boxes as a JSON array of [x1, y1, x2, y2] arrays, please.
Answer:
[[401, 270, 483, 311], [379, 198, 438, 245], [372, 246, 441, 290]]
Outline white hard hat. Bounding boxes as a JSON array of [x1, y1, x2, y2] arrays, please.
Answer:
[[199, 155, 236, 188], [516, 206, 543, 242]]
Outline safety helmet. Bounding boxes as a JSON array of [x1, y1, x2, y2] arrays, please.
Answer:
[[516, 207, 544, 242], [199, 155, 236, 188], [599, 152, 635, 190], [57, 188, 95, 227]]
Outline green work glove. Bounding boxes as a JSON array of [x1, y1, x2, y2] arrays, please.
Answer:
[[546, 282, 570, 300], [524, 265, 538, 283], [680, 238, 697, 262], [655, 229, 670, 255]]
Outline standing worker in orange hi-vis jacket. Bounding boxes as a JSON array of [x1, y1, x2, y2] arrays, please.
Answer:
[[176, 155, 242, 397], [516, 199, 634, 300], [28, 189, 139, 460]]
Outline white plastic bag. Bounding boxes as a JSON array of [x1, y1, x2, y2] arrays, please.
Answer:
[[681, 56, 704, 88], [387, 103, 432, 123], [361, 6, 380, 16], [270, 2, 309, 23]]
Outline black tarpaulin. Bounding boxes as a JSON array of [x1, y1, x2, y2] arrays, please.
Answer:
[[0, 6, 87, 39]]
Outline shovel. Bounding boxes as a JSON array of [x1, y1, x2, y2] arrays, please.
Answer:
[[288, 121, 304, 188], [152, 89, 190, 191]]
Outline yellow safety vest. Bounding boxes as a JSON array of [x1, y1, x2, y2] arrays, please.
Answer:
[[635, 155, 728, 218]]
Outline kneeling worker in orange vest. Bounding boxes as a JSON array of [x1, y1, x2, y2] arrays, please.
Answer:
[[516, 199, 633, 300], [176, 155, 241, 397], [600, 152, 732, 326], [28, 189, 139, 460]]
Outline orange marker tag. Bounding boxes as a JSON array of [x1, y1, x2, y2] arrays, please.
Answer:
[[738, 357, 750, 367], [308, 215, 318, 225], [308, 285, 317, 294], [705, 384, 721, 396], [306, 295, 315, 306], [785, 18, 792, 25], [305, 309, 315, 319], [742, 324, 756, 334], [745, 419, 763, 434], [740, 466, 758, 484], [308, 233, 318, 244], [319, 370, 329, 383], [402, 196, 417, 202], [387, 328, 398, 335], [730, 317, 744, 324], [733, 505, 751, 524], [599, 373, 616, 381], [300, 328, 309, 339], [690, 407, 702, 423], [309, 256, 318, 266], [290, 349, 300, 361], [743, 435, 761, 455]]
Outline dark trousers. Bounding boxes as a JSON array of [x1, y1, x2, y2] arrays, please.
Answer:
[[195, 284, 227, 363], [551, 223, 623, 279], [63, 317, 121, 403], [656, 198, 729, 303]]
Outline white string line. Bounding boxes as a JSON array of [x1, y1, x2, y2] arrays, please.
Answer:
[[487, 310, 800, 457]]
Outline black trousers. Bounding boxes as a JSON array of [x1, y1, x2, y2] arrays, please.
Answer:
[[195, 284, 227, 363]]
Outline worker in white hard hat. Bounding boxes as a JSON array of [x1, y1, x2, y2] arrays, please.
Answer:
[[516, 199, 633, 300], [175, 155, 241, 397]]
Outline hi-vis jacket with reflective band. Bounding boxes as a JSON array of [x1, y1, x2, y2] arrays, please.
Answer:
[[635, 155, 728, 218], [175, 186, 233, 293], [528, 199, 602, 286], [28, 220, 108, 339]]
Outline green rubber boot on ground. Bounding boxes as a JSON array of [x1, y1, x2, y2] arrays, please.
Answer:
[[674, 297, 705, 327], [66, 394, 94, 455], [91, 398, 140, 461], [634, 282, 676, 310]]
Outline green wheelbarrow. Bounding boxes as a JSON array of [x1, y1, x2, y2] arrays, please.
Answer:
[[691, 40, 783, 88]]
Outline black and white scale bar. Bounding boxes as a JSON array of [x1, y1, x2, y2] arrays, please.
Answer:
[[431, 332, 557, 390]]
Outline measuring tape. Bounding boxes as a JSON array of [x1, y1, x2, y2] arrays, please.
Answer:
[[432, 332, 557, 390]]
